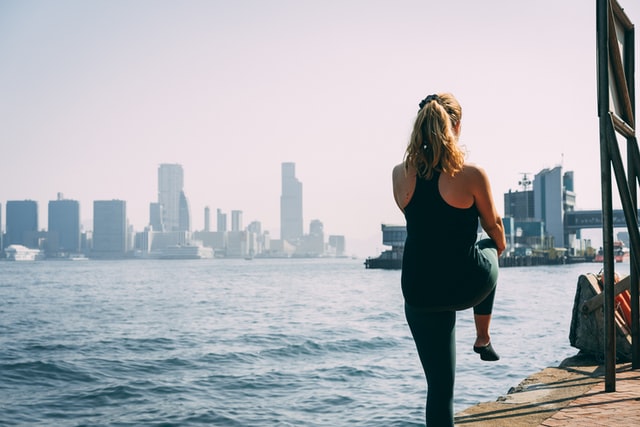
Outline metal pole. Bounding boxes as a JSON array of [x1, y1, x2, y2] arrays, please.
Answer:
[[629, 142, 639, 369], [623, 6, 639, 369], [597, 0, 616, 392]]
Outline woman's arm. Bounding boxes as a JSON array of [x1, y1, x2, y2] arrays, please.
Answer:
[[470, 166, 506, 256]]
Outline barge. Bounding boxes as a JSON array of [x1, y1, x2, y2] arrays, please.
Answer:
[[364, 224, 405, 269]]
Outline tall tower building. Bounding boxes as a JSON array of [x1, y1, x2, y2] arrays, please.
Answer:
[[158, 163, 188, 232], [48, 194, 81, 254], [149, 202, 164, 232], [178, 190, 191, 232], [231, 210, 243, 232], [5, 200, 38, 248], [204, 206, 211, 232], [217, 208, 227, 232], [92, 200, 127, 258], [280, 162, 303, 242], [533, 166, 575, 248]]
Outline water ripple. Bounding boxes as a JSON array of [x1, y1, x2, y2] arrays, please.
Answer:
[[0, 259, 607, 426], [1, 360, 96, 386]]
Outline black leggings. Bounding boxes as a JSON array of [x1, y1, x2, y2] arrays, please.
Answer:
[[405, 305, 456, 426], [404, 288, 495, 427], [404, 277, 498, 425]]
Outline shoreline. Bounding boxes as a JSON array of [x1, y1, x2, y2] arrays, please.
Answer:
[[454, 352, 632, 426]]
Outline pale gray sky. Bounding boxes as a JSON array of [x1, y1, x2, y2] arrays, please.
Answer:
[[1, 0, 638, 256]]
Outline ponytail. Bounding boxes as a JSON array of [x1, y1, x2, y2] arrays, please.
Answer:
[[404, 93, 465, 179]]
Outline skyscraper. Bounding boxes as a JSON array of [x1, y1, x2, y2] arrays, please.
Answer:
[[204, 206, 211, 232], [533, 166, 575, 248], [158, 163, 190, 232], [178, 190, 191, 232], [231, 210, 243, 232], [149, 202, 163, 232], [149, 202, 164, 232], [280, 162, 303, 242], [217, 208, 227, 232], [5, 200, 38, 248], [92, 200, 127, 258], [48, 194, 81, 254]]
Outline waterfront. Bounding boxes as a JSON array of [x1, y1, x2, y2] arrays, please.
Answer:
[[0, 258, 628, 426]]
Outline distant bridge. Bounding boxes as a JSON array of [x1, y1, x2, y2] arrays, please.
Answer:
[[564, 209, 640, 231]]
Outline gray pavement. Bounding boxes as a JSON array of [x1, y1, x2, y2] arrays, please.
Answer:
[[454, 354, 640, 426]]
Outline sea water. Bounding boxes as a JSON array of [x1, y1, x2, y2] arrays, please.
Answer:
[[0, 258, 626, 426]]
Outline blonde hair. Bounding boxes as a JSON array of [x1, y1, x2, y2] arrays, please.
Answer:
[[404, 92, 465, 179]]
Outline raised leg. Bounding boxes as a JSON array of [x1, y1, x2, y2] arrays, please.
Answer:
[[473, 313, 492, 348]]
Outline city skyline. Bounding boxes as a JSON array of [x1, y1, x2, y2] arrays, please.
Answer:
[[0, 160, 346, 258], [2, 1, 639, 256], [0, 161, 605, 256], [0, 160, 325, 240]]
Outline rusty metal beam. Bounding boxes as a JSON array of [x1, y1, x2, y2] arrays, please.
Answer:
[[597, 0, 637, 387]]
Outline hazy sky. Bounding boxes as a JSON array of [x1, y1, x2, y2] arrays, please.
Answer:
[[1, 0, 639, 256]]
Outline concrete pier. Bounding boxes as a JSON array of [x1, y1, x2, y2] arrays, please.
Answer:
[[455, 354, 640, 426]]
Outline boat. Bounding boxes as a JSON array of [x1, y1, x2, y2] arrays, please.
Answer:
[[158, 244, 214, 259], [593, 241, 629, 263], [364, 247, 403, 269], [615, 241, 630, 262], [5, 245, 43, 261], [364, 224, 406, 269], [594, 250, 603, 262]]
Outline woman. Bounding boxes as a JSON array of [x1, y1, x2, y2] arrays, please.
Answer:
[[392, 93, 506, 426]]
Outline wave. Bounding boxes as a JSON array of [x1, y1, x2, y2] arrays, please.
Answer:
[[73, 384, 146, 404], [98, 336, 177, 353], [0, 259, 589, 426], [258, 336, 400, 359], [1, 360, 96, 387]]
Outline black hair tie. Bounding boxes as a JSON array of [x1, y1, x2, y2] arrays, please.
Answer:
[[419, 94, 439, 110]]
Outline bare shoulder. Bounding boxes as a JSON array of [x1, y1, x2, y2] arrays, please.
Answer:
[[461, 163, 489, 182], [392, 162, 405, 178], [392, 162, 414, 183], [392, 162, 416, 211]]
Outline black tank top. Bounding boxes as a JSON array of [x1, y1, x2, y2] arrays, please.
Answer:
[[401, 172, 489, 309]]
